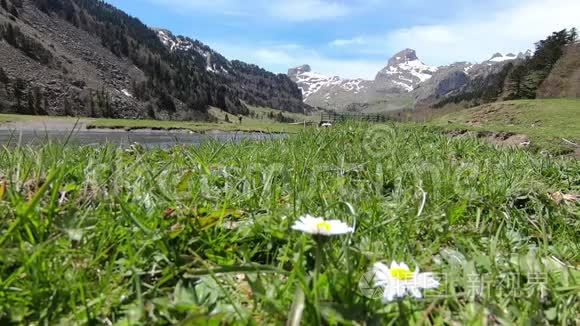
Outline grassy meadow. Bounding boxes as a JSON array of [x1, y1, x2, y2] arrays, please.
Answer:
[[0, 106, 315, 134], [88, 107, 315, 134], [0, 123, 579, 324]]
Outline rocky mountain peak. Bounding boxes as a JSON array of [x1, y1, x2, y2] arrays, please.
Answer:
[[387, 49, 419, 66], [517, 50, 533, 59], [486, 52, 522, 63], [376, 49, 437, 92], [288, 65, 312, 80]]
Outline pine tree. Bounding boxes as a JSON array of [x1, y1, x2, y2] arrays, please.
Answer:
[[506, 65, 527, 99], [4, 23, 16, 46], [103, 94, 112, 118], [64, 98, 72, 116], [569, 28, 578, 43], [78, 9, 88, 27], [0, 67, 9, 85], [88, 91, 96, 117], [13, 78, 25, 112], [34, 87, 46, 115], [10, 5, 18, 18], [147, 104, 156, 119], [43, 97, 49, 114], [27, 89, 36, 115], [157, 90, 176, 112]]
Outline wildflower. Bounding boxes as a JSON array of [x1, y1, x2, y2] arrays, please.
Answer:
[[373, 261, 439, 302], [291, 214, 354, 236], [291, 214, 354, 324]]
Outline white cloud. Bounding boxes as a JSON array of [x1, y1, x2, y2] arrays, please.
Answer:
[[329, 37, 366, 47], [330, 0, 580, 66], [211, 42, 384, 79]]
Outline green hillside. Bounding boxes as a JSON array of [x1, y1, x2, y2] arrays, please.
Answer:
[[432, 99, 580, 154]]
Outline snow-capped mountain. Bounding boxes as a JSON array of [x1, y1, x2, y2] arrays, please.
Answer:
[[375, 49, 438, 92], [288, 65, 370, 99], [287, 65, 374, 110], [288, 49, 437, 110]]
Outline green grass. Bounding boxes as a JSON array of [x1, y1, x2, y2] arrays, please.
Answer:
[[0, 123, 578, 324], [229, 106, 317, 123], [430, 99, 580, 153], [88, 106, 315, 133]]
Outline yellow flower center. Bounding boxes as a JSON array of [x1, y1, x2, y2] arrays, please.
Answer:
[[390, 267, 414, 281], [316, 221, 332, 232]]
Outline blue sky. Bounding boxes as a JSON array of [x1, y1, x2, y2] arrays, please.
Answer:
[[107, 0, 579, 79]]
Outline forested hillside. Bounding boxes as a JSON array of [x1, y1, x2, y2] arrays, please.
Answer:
[[537, 43, 580, 98], [427, 29, 578, 110], [504, 29, 578, 100], [0, 0, 309, 120]]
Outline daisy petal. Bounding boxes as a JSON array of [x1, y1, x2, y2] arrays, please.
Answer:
[[394, 284, 407, 298], [410, 287, 423, 299], [416, 273, 440, 289], [372, 263, 391, 285], [382, 287, 397, 303]]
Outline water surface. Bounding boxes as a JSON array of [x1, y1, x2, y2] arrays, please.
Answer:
[[0, 129, 283, 148]]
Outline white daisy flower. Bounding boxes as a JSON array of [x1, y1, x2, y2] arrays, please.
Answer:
[[373, 261, 439, 303], [291, 214, 354, 236]]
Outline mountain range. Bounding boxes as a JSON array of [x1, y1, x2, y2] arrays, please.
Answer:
[[288, 49, 533, 113]]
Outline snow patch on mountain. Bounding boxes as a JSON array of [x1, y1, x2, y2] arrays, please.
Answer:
[[464, 64, 475, 74], [121, 89, 133, 98], [381, 59, 438, 82], [292, 68, 367, 99], [157, 29, 194, 52], [156, 29, 229, 75], [392, 80, 413, 92]]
